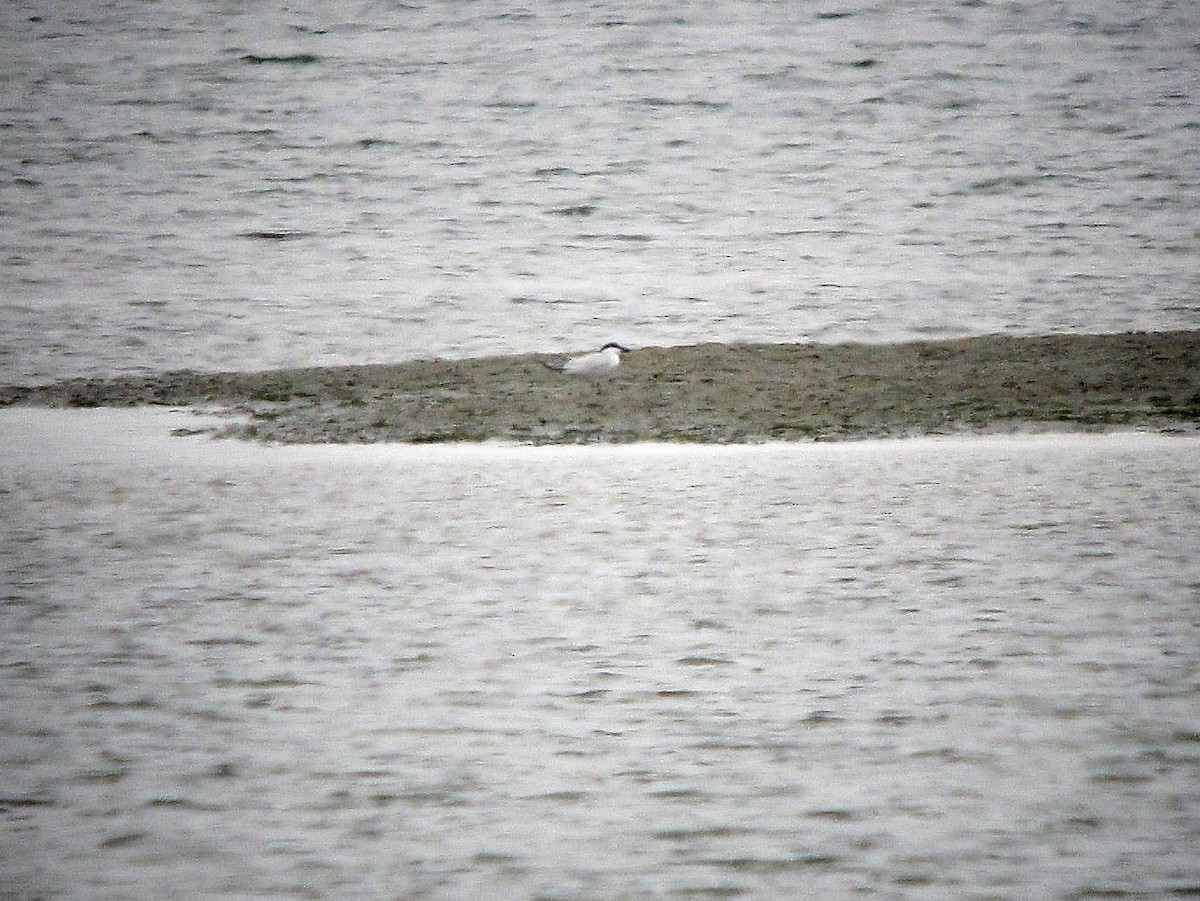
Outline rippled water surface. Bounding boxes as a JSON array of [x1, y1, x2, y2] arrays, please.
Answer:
[[1, 1, 1198, 383], [2, 411, 1198, 899]]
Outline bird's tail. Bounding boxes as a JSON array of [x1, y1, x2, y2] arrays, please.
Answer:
[[541, 360, 565, 372]]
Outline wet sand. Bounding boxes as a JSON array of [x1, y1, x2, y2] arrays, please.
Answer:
[[2, 331, 1197, 443]]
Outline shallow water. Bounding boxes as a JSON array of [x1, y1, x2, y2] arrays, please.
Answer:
[[1, 1, 1198, 383], [2, 411, 1198, 899]]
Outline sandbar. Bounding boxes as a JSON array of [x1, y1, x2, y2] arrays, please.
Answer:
[[2, 331, 1196, 444]]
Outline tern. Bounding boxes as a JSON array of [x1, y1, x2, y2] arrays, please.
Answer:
[[543, 342, 631, 376]]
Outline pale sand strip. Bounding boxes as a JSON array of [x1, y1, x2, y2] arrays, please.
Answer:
[[2, 331, 1196, 444]]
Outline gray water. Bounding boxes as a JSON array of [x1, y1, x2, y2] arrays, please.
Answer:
[[1, 1, 1198, 384], [3, 4, 1199, 896], [2, 411, 1198, 899]]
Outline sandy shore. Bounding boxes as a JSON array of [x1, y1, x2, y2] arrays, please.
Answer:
[[2, 331, 1197, 443]]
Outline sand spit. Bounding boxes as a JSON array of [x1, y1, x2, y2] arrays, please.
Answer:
[[2, 331, 1197, 444]]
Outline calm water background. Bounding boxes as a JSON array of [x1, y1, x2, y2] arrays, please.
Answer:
[[3, 2, 1200, 897], [1, 411, 1199, 899], [1, 0, 1198, 384]]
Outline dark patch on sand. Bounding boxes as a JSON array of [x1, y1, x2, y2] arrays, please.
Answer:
[[2, 332, 1197, 444]]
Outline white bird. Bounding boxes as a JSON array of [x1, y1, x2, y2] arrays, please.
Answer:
[[543, 342, 630, 376]]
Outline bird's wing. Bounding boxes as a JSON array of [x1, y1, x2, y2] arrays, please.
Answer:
[[565, 353, 603, 373]]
